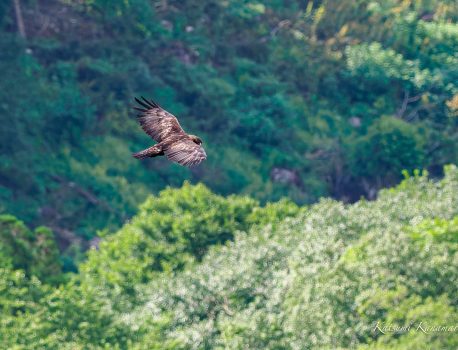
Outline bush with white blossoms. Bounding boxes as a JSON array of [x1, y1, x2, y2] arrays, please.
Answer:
[[1, 166, 456, 349], [121, 165, 458, 349]]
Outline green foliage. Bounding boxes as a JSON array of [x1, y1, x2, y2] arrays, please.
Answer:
[[357, 294, 458, 350], [350, 116, 426, 180], [0, 268, 50, 350], [1, 166, 457, 349], [346, 42, 429, 89], [408, 216, 458, 244], [79, 183, 299, 306], [0, 268, 45, 316], [0, 215, 61, 283], [0, 182, 300, 349], [112, 165, 457, 349]]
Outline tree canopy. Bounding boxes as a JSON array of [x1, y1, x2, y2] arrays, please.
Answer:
[[0, 165, 457, 349]]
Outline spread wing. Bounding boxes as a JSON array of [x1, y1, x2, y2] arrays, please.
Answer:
[[134, 97, 184, 142], [165, 139, 207, 167]]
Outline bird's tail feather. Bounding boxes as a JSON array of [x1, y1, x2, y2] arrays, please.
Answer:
[[132, 145, 163, 159], [132, 150, 150, 159]]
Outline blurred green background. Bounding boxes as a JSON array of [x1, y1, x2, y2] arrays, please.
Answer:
[[0, 0, 457, 349]]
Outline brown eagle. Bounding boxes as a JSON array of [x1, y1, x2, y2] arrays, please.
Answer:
[[132, 97, 207, 167]]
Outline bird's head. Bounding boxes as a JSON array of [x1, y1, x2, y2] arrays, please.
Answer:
[[189, 135, 203, 145]]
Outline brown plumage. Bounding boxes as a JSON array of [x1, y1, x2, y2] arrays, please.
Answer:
[[132, 97, 207, 167]]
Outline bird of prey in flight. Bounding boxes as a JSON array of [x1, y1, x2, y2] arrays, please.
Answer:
[[132, 97, 207, 167]]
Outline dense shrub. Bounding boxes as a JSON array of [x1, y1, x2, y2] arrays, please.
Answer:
[[1, 166, 457, 349]]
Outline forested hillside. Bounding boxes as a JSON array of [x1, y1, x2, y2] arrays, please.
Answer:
[[1, 166, 457, 349], [0, 0, 457, 252], [1, 2, 457, 347]]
